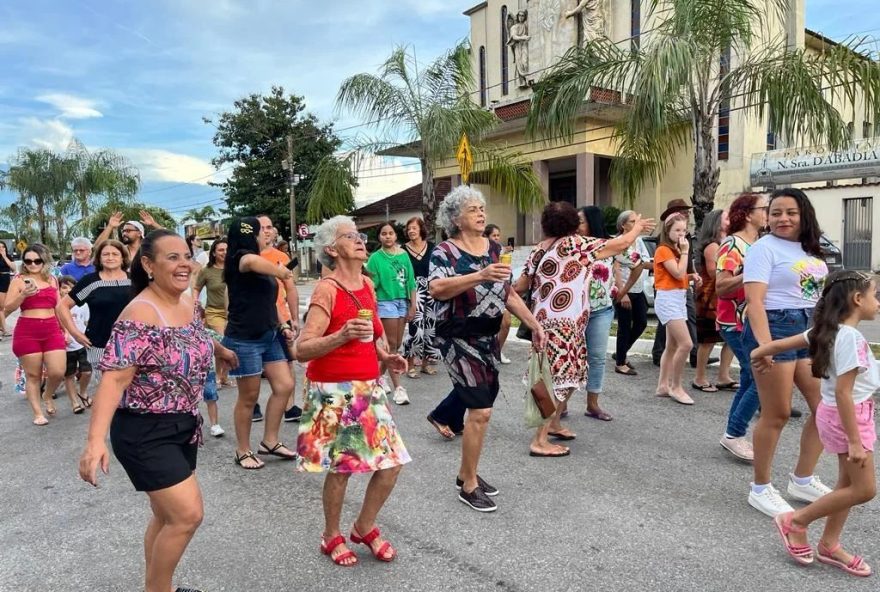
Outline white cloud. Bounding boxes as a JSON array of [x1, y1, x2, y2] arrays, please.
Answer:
[[19, 117, 74, 151], [120, 148, 229, 185], [36, 93, 103, 119], [354, 155, 422, 204]]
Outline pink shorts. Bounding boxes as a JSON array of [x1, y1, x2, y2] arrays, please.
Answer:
[[12, 316, 66, 357], [815, 399, 877, 454]]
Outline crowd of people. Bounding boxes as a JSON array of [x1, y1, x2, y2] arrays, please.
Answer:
[[5, 185, 876, 589]]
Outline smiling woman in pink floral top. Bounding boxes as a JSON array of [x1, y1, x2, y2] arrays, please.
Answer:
[[78, 229, 238, 592], [514, 202, 654, 457]]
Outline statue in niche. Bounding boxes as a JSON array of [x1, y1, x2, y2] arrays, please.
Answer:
[[506, 10, 530, 88], [565, 0, 606, 46]]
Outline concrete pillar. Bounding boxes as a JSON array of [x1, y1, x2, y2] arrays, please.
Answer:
[[526, 160, 550, 244], [786, 0, 805, 49], [576, 152, 595, 208]]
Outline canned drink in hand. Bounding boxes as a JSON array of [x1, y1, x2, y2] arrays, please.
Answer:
[[499, 253, 512, 266], [357, 309, 374, 343]]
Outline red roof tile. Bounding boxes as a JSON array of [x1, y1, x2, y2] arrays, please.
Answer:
[[351, 177, 453, 218]]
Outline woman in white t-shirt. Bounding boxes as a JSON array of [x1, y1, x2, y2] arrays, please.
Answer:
[[750, 270, 878, 575], [741, 188, 830, 518]]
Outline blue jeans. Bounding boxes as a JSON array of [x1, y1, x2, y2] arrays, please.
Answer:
[[721, 329, 758, 438], [742, 309, 813, 361], [222, 329, 287, 377], [586, 305, 614, 394]]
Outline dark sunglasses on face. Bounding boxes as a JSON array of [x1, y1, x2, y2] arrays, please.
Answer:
[[23, 258, 43, 265]]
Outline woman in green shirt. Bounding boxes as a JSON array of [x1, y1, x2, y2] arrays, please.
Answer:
[[195, 238, 230, 389], [366, 223, 417, 405]]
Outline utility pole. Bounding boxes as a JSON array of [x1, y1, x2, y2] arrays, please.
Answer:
[[284, 134, 298, 255]]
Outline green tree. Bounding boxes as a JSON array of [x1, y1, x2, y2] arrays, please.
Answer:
[[67, 139, 140, 221], [182, 205, 218, 224], [204, 86, 347, 238], [0, 148, 71, 244], [527, 0, 880, 224], [311, 43, 543, 232], [0, 201, 37, 244]]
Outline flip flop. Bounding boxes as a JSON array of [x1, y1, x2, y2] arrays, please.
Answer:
[[77, 393, 93, 408], [32, 417, 49, 426], [406, 368, 421, 379], [691, 382, 719, 392], [548, 431, 576, 441], [426, 415, 455, 440], [421, 366, 438, 375], [585, 410, 613, 421], [529, 448, 571, 457], [715, 381, 740, 391], [258, 441, 296, 460], [614, 366, 638, 376], [234, 450, 265, 469], [72, 405, 84, 415]]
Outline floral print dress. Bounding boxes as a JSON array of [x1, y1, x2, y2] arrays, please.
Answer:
[[523, 235, 604, 399]]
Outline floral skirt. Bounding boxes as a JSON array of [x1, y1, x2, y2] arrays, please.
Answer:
[[296, 379, 411, 474], [402, 277, 440, 362]]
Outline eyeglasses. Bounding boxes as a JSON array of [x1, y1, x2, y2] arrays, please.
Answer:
[[750, 206, 769, 212], [23, 258, 43, 265], [72, 248, 90, 253], [333, 232, 368, 245]]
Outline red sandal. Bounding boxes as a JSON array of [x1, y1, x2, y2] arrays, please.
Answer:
[[350, 525, 396, 562], [816, 541, 872, 576], [774, 512, 813, 565], [320, 534, 358, 567]]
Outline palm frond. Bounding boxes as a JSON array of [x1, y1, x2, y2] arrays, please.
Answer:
[[336, 73, 414, 135], [305, 154, 357, 223], [470, 145, 544, 213]]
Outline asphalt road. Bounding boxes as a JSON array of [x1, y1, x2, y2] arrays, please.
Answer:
[[1, 321, 879, 592]]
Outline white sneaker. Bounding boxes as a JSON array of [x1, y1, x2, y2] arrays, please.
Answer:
[[392, 386, 410, 405], [748, 483, 793, 517], [209, 424, 225, 437], [500, 352, 512, 364], [719, 436, 754, 461], [378, 376, 392, 393], [787, 474, 832, 503]]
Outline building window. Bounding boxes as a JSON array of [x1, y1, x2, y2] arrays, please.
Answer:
[[863, 120, 873, 139], [767, 118, 777, 150], [718, 45, 731, 161], [479, 46, 487, 107], [501, 5, 509, 95], [631, 0, 641, 51]]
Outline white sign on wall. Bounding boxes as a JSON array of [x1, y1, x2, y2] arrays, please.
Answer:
[[750, 137, 880, 187]]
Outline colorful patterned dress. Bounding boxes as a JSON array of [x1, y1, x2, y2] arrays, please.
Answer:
[[297, 279, 411, 474], [523, 235, 604, 399], [402, 241, 440, 363]]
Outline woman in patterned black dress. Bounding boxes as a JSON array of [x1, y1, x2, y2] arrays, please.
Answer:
[[401, 216, 439, 378]]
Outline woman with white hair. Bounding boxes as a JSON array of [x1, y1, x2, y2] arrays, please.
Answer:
[[296, 215, 410, 566], [611, 210, 650, 376], [427, 186, 546, 513]]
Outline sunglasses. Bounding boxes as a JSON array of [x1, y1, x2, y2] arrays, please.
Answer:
[[23, 258, 44, 265]]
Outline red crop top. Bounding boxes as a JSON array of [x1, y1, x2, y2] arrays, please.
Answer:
[[306, 279, 384, 382], [20, 285, 59, 311]]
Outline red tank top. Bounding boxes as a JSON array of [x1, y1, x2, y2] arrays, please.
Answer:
[[306, 282, 384, 382], [20, 285, 59, 311]]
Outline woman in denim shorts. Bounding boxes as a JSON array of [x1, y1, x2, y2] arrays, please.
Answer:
[[223, 217, 296, 470], [742, 188, 830, 517]]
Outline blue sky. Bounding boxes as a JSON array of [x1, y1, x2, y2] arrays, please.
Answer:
[[1, 0, 878, 220]]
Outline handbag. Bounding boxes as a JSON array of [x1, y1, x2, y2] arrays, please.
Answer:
[[516, 239, 559, 341], [524, 352, 556, 427]]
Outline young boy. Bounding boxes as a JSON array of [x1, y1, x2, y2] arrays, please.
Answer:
[[59, 276, 92, 411]]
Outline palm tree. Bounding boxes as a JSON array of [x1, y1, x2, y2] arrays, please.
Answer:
[[183, 205, 218, 224], [309, 42, 544, 230], [527, 0, 880, 223], [0, 148, 71, 243], [67, 139, 140, 222]]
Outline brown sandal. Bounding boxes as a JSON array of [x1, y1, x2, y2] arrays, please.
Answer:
[[234, 450, 265, 469]]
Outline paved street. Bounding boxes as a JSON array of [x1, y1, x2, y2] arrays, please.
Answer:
[[1, 318, 879, 592]]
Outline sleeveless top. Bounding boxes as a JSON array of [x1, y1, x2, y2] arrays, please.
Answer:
[[20, 284, 59, 311], [306, 280, 384, 383], [98, 297, 214, 445]]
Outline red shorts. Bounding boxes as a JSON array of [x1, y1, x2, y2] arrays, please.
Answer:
[[12, 317, 66, 357], [816, 399, 877, 454]]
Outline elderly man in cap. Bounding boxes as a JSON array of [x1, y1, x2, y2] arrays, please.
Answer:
[[651, 199, 707, 369], [94, 210, 163, 260]]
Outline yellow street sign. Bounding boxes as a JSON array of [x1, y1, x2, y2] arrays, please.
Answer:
[[16, 239, 27, 253], [456, 133, 473, 185]]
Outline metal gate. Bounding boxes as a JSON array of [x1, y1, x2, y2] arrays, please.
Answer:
[[843, 197, 873, 270]]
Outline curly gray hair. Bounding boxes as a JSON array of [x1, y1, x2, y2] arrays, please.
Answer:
[[314, 215, 356, 270], [436, 185, 486, 238], [70, 236, 93, 250]]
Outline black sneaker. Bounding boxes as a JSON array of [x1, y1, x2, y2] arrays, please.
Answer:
[[284, 405, 303, 422], [789, 407, 803, 419], [455, 475, 499, 497], [251, 403, 264, 422], [458, 485, 497, 512]]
